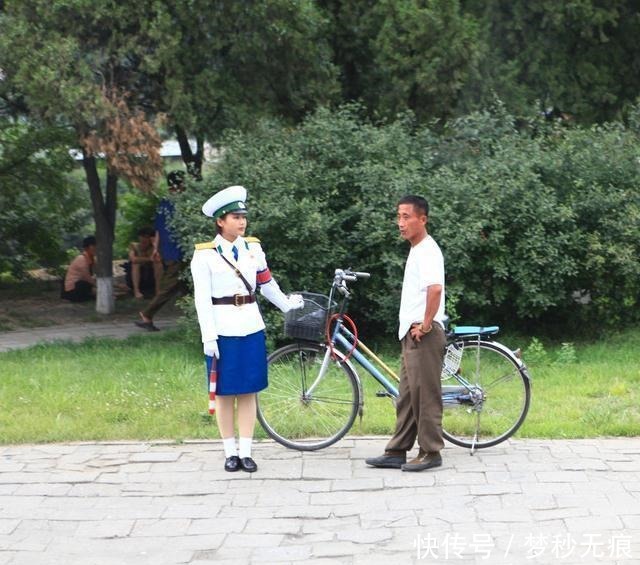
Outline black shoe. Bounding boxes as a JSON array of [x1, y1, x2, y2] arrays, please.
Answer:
[[365, 452, 406, 469], [134, 320, 160, 332], [401, 452, 442, 472], [240, 457, 258, 473], [224, 455, 241, 472]]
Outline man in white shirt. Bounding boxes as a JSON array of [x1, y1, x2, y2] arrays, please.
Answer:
[[366, 195, 447, 472]]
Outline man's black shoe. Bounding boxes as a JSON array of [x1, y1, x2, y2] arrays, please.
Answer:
[[240, 457, 258, 473], [224, 455, 241, 472], [401, 452, 442, 472], [365, 452, 406, 469]]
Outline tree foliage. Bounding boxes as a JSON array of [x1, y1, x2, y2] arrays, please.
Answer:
[[461, 0, 640, 122], [0, 0, 339, 301], [145, 0, 339, 176], [369, 0, 480, 122], [0, 0, 166, 311], [319, 0, 480, 122], [81, 90, 163, 193], [0, 121, 85, 276], [321, 0, 640, 123]]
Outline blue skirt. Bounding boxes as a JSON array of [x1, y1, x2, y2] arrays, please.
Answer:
[[204, 330, 268, 395]]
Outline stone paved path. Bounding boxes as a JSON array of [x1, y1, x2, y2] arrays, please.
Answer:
[[0, 318, 177, 352], [0, 437, 638, 564]]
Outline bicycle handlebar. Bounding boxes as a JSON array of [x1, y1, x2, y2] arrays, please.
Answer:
[[352, 271, 371, 279], [334, 268, 370, 283]]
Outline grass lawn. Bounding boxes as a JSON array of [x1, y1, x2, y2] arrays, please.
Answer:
[[1, 328, 639, 444]]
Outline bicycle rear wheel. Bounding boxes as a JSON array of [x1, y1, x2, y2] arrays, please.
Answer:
[[442, 339, 531, 449], [257, 342, 361, 451]]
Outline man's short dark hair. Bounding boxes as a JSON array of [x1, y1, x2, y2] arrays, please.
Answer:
[[167, 170, 186, 190], [82, 236, 96, 249], [137, 226, 155, 237], [398, 195, 429, 216]]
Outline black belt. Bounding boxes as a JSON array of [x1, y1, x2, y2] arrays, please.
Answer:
[[211, 294, 256, 306]]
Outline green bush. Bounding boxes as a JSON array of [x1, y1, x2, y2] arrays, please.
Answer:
[[535, 123, 640, 329], [555, 342, 577, 365], [114, 189, 161, 259], [174, 106, 428, 337], [524, 337, 548, 366], [172, 104, 640, 337], [429, 143, 578, 324]]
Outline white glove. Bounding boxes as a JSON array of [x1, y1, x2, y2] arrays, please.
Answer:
[[203, 340, 219, 358], [288, 294, 304, 310]]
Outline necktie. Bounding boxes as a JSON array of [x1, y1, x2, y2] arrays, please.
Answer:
[[232, 245, 238, 262]]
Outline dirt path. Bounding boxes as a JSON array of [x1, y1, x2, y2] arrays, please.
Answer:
[[0, 279, 181, 332]]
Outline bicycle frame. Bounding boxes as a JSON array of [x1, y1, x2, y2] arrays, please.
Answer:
[[302, 323, 395, 397], [305, 273, 485, 407], [327, 320, 480, 408], [333, 323, 399, 397]]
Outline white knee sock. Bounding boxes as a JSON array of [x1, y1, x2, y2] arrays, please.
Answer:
[[222, 437, 237, 458], [238, 437, 252, 459]]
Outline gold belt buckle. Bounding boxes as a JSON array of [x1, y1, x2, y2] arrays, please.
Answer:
[[234, 294, 243, 306]]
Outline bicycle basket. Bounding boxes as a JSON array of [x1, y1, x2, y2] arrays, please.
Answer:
[[441, 342, 463, 379], [284, 292, 336, 341]]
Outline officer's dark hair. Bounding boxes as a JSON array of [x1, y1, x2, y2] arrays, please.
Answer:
[[167, 170, 186, 191], [82, 236, 97, 249], [398, 195, 429, 216], [215, 213, 229, 235], [137, 226, 155, 237]]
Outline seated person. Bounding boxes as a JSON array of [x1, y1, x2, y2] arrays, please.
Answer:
[[124, 226, 163, 298], [61, 236, 97, 302]]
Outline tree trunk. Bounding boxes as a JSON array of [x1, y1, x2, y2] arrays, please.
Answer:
[[175, 125, 203, 179], [95, 276, 114, 313], [81, 152, 118, 314]]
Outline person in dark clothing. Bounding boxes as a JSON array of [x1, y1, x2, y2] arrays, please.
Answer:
[[135, 171, 188, 331]]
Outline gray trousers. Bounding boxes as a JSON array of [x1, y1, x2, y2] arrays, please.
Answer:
[[385, 323, 446, 455]]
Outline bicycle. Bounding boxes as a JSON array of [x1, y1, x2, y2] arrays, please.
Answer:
[[257, 268, 532, 454]]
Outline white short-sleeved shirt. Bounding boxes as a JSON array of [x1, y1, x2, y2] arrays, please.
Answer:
[[398, 235, 446, 340]]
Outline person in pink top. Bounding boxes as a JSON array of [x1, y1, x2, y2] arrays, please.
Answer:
[[61, 236, 97, 302]]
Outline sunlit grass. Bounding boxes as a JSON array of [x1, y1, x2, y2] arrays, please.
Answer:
[[1, 328, 639, 444], [0, 333, 213, 444]]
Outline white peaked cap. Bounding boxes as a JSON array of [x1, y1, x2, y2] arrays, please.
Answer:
[[202, 185, 248, 218]]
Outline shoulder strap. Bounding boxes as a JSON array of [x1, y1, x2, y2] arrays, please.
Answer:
[[215, 249, 254, 295], [244, 236, 261, 244], [195, 241, 216, 250]]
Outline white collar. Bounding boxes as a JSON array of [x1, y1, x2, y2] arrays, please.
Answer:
[[214, 234, 242, 252]]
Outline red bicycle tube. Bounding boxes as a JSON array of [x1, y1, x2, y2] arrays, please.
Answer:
[[326, 313, 358, 361]]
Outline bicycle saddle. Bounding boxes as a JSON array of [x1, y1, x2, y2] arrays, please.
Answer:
[[453, 325, 500, 337]]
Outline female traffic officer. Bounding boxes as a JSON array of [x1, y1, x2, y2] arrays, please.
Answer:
[[190, 185, 303, 473]]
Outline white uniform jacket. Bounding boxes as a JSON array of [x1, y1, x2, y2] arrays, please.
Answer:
[[190, 234, 291, 343]]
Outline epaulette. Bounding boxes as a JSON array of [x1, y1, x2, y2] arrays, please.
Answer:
[[245, 236, 261, 244], [194, 241, 215, 250]]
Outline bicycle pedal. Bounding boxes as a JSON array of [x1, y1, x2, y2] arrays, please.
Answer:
[[376, 390, 392, 398]]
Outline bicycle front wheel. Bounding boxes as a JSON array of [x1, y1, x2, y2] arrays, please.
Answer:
[[442, 339, 531, 449], [257, 342, 361, 451]]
